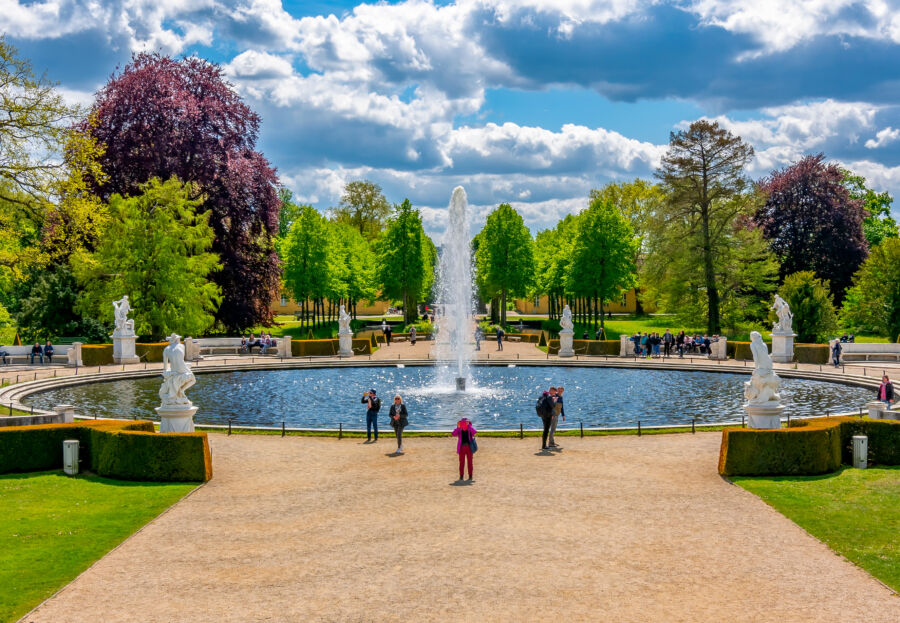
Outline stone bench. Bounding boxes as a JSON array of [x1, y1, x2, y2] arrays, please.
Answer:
[[838, 342, 900, 362], [198, 345, 280, 356], [194, 337, 290, 359]]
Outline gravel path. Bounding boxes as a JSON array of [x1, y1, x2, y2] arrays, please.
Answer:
[[23, 433, 899, 622]]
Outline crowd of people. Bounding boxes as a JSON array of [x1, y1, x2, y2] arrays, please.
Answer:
[[628, 330, 722, 358], [0, 341, 55, 365]]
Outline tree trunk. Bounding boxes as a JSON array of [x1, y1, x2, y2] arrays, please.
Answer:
[[633, 287, 644, 315], [599, 298, 605, 331], [701, 204, 720, 334], [501, 288, 507, 328]]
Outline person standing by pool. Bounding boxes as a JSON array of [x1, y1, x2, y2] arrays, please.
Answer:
[[496, 326, 504, 350], [361, 389, 382, 442], [548, 386, 563, 448], [831, 340, 842, 367], [536, 390, 554, 451], [452, 417, 477, 481], [877, 374, 894, 411], [384, 322, 392, 346], [409, 325, 416, 346], [389, 394, 409, 454]]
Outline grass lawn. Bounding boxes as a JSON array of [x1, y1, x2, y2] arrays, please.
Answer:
[[733, 467, 900, 592], [0, 471, 198, 622]]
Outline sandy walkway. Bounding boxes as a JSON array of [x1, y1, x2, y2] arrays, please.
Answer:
[[24, 434, 899, 622]]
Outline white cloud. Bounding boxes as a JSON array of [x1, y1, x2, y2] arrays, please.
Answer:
[[865, 126, 900, 149]]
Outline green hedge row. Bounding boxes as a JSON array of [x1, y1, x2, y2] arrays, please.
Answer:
[[546, 340, 619, 356], [726, 341, 829, 364], [718, 416, 900, 476], [79, 342, 170, 366], [0, 420, 212, 482], [290, 338, 373, 357]]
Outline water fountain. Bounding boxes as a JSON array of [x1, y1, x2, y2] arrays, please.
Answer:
[[434, 186, 474, 391]]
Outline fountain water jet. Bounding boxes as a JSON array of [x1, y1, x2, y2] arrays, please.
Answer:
[[434, 186, 474, 391]]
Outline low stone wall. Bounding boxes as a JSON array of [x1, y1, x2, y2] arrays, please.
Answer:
[[0, 413, 66, 427]]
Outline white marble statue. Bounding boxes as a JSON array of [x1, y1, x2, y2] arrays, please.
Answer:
[[560, 305, 574, 331], [113, 295, 135, 336], [744, 331, 781, 405], [771, 294, 793, 334], [159, 333, 195, 407], [338, 304, 352, 334]]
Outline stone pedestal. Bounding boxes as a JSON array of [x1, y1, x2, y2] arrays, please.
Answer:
[[620, 334, 633, 357], [156, 405, 198, 433], [770, 332, 795, 364], [338, 332, 354, 357], [281, 335, 293, 359], [66, 342, 83, 368], [709, 337, 728, 360], [54, 404, 75, 423], [558, 329, 575, 358], [866, 400, 885, 419], [112, 333, 140, 364], [745, 402, 785, 429], [183, 337, 200, 362]]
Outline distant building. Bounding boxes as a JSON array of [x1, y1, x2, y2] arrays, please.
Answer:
[[272, 293, 391, 317], [513, 290, 655, 315]]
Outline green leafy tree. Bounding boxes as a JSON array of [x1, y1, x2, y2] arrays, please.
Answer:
[[377, 199, 431, 324], [74, 177, 221, 340], [331, 180, 392, 238], [276, 187, 304, 241], [16, 265, 106, 342], [325, 221, 378, 318], [779, 271, 838, 343], [283, 205, 331, 327], [655, 120, 755, 334], [567, 197, 638, 331], [842, 170, 898, 248], [0, 38, 78, 207], [590, 179, 664, 315], [475, 203, 534, 327], [841, 238, 900, 340]]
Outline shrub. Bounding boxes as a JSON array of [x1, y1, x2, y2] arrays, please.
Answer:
[[81, 344, 113, 366], [728, 341, 753, 360], [351, 338, 372, 355], [538, 331, 547, 347], [291, 339, 337, 357], [0, 420, 211, 481], [718, 418, 842, 476], [718, 416, 900, 476], [780, 271, 838, 343], [794, 343, 829, 365], [136, 342, 168, 362]]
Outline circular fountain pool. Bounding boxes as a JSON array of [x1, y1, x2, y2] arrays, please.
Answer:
[[25, 365, 869, 430]]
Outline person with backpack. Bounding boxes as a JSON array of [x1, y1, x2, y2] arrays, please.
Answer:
[[536, 390, 554, 451], [831, 340, 842, 368], [496, 326, 505, 351], [877, 374, 894, 410]]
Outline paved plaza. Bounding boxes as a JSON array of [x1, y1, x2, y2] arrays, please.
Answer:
[[23, 433, 899, 622]]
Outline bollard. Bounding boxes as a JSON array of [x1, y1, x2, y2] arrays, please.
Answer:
[[580, 421, 584, 438], [228, 419, 232, 435], [826, 410, 830, 418], [741, 415, 745, 428], [7, 402, 10, 415], [692, 418, 695, 434], [54, 369, 57, 378], [31, 405, 34, 415], [520, 423, 523, 439], [637, 421, 641, 437], [339, 423, 343, 440], [282, 421, 285, 437]]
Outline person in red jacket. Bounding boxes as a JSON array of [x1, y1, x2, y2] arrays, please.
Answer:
[[451, 418, 477, 481]]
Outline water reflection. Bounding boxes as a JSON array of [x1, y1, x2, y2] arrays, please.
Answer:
[[26, 366, 869, 429]]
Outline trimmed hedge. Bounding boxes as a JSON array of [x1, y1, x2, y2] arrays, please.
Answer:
[[727, 340, 830, 364], [81, 344, 114, 366], [289, 338, 373, 357], [0, 420, 212, 481], [546, 339, 618, 356], [718, 416, 900, 476], [136, 342, 168, 362]]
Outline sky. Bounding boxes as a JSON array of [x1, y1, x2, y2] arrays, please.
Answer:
[[4, 0, 900, 238]]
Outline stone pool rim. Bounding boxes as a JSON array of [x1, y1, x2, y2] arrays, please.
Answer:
[[1, 359, 881, 432]]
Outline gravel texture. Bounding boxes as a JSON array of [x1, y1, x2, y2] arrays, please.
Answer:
[[23, 433, 899, 622]]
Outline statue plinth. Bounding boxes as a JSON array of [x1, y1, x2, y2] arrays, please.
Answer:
[[867, 400, 887, 419], [558, 329, 575, 358], [156, 404, 198, 433], [112, 333, 140, 364], [745, 401, 784, 429], [770, 331, 796, 364], [338, 331, 354, 357], [619, 334, 632, 357]]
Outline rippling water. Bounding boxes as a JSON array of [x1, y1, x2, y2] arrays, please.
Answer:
[[26, 365, 869, 429]]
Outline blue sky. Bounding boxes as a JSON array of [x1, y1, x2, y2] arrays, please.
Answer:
[[5, 0, 900, 236]]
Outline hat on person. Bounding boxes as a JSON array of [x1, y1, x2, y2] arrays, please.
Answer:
[[369, 388, 377, 394]]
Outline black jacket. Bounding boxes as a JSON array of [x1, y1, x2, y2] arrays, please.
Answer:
[[877, 382, 894, 402], [389, 403, 409, 428], [362, 395, 382, 416]]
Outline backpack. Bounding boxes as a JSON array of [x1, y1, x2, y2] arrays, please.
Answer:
[[536, 395, 551, 418]]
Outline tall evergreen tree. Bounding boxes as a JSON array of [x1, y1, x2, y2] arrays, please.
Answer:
[[655, 120, 755, 334]]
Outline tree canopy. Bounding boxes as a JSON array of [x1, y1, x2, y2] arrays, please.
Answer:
[[331, 180, 392, 238], [475, 203, 534, 327], [842, 170, 898, 249], [84, 53, 280, 332], [377, 199, 434, 324], [74, 177, 221, 340], [840, 238, 900, 341], [755, 154, 868, 302], [654, 119, 756, 333], [779, 271, 838, 343]]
